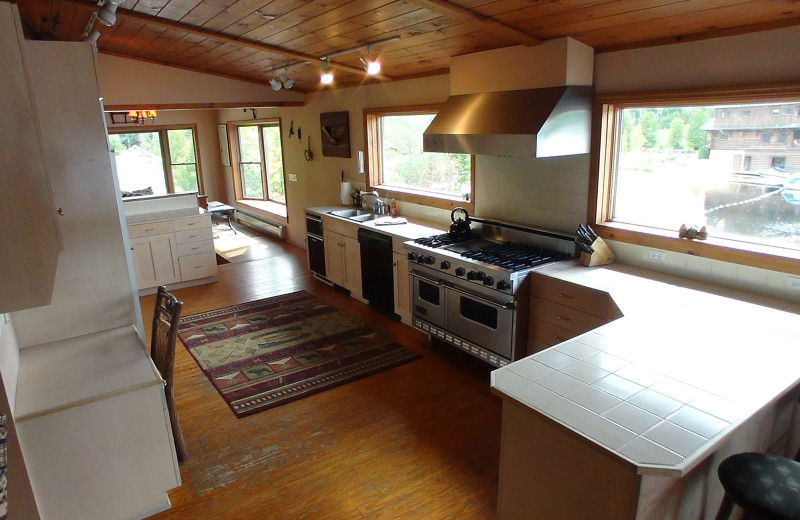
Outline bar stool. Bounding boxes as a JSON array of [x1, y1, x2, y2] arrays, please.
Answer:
[[715, 448, 800, 520]]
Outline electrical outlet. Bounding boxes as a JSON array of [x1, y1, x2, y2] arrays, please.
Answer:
[[288, 173, 297, 182], [786, 276, 800, 292], [646, 249, 667, 263]]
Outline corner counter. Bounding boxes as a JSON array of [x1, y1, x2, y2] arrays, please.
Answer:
[[491, 261, 800, 520]]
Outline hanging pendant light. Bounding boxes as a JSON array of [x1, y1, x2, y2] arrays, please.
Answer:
[[320, 59, 334, 85]]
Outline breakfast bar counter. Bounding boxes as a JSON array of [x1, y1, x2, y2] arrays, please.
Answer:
[[491, 261, 800, 520]]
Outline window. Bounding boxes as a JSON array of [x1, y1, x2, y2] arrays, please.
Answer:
[[777, 133, 789, 145], [719, 131, 729, 141], [761, 132, 772, 144], [593, 86, 800, 271], [232, 120, 285, 204], [108, 126, 202, 195], [365, 106, 473, 212]]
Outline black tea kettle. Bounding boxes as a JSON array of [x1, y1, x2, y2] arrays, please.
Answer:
[[449, 207, 472, 240]]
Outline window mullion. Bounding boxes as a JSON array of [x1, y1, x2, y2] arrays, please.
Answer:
[[258, 124, 269, 202], [160, 129, 175, 193]]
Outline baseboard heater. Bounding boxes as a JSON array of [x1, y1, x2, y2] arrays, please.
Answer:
[[234, 210, 286, 240]]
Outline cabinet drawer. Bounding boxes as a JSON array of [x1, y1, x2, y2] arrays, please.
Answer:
[[322, 215, 359, 238], [175, 226, 213, 244], [530, 319, 577, 347], [530, 297, 607, 335], [177, 239, 214, 257], [530, 274, 622, 320], [178, 251, 217, 281], [174, 214, 212, 232], [128, 220, 174, 238]]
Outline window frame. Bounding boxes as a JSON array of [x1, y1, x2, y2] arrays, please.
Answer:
[[589, 84, 800, 275], [108, 124, 204, 195], [229, 118, 286, 206], [363, 104, 475, 214]]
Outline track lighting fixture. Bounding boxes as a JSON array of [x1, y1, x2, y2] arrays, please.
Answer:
[[320, 59, 334, 85], [269, 67, 295, 90], [84, 30, 101, 45], [97, 0, 120, 27], [360, 46, 381, 76]]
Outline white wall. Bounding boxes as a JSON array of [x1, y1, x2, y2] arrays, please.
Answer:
[[95, 53, 304, 106]]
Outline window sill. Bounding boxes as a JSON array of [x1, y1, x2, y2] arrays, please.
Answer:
[[235, 200, 287, 222], [371, 185, 474, 214], [594, 221, 800, 275]]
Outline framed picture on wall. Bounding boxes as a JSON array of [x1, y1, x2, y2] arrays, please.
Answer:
[[320, 111, 350, 158], [217, 124, 231, 167]]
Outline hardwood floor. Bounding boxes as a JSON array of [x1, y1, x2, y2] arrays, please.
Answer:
[[142, 238, 502, 520]]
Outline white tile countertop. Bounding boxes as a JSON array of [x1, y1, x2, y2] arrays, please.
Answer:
[[491, 260, 800, 477], [125, 207, 207, 225]]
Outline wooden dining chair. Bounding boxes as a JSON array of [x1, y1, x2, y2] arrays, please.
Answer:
[[151, 285, 188, 463]]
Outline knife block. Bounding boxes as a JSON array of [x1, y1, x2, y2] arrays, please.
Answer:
[[579, 237, 615, 267]]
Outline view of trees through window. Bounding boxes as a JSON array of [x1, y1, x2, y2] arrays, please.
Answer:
[[611, 101, 800, 249], [380, 114, 471, 200], [236, 123, 285, 204], [109, 128, 200, 195]]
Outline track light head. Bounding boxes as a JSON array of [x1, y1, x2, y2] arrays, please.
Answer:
[[320, 59, 333, 85], [269, 77, 282, 91], [84, 30, 101, 45], [280, 69, 294, 89], [97, 1, 119, 26]]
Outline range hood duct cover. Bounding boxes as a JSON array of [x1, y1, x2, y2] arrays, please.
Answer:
[[423, 86, 592, 158]]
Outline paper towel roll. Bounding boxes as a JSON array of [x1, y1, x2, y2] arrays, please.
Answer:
[[340, 181, 352, 205]]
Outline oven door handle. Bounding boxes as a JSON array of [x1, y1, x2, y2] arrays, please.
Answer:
[[443, 282, 515, 310], [410, 272, 444, 285]]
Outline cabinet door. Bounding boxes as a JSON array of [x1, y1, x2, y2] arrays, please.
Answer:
[[323, 230, 344, 286], [341, 234, 362, 296], [393, 252, 411, 324], [130, 234, 180, 290]]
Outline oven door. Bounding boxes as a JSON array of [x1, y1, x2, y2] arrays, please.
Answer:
[[445, 283, 514, 360], [411, 270, 446, 329]]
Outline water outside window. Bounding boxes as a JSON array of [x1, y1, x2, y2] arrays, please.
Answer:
[[380, 113, 471, 200], [611, 102, 800, 250]]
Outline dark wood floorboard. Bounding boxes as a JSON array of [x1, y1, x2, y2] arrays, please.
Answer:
[[142, 238, 501, 520]]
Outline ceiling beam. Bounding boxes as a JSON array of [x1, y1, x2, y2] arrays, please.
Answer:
[[58, 0, 391, 79], [407, 0, 541, 46]]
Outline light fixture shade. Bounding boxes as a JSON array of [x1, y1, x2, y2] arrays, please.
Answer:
[[279, 70, 294, 89], [97, 2, 118, 26], [269, 77, 282, 91]]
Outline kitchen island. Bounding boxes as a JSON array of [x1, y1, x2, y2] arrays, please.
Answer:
[[491, 261, 800, 520]]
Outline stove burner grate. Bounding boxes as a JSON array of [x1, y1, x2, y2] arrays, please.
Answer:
[[413, 233, 462, 249], [461, 242, 570, 269]]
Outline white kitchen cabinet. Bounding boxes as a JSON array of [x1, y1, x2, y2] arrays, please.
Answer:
[[0, 5, 60, 314], [125, 199, 217, 294], [131, 234, 181, 290], [393, 251, 412, 324], [322, 216, 363, 299]]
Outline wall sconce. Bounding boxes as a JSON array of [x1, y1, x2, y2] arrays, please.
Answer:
[[320, 59, 333, 85]]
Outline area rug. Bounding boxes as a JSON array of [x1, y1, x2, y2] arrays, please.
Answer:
[[178, 290, 420, 418]]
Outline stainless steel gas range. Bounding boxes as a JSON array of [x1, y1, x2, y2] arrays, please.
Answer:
[[404, 218, 574, 367]]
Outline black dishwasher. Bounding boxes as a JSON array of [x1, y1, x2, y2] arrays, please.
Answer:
[[357, 228, 395, 316]]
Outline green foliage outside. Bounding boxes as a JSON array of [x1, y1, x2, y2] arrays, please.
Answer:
[[237, 124, 285, 203], [381, 114, 471, 200], [620, 107, 713, 153]]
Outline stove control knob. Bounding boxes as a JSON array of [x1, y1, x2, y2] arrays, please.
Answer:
[[496, 280, 510, 291], [417, 256, 426, 264], [474, 271, 485, 281], [455, 267, 466, 277], [483, 276, 494, 286], [467, 270, 477, 280], [440, 261, 451, 270], [425, 256, 435, 265], [407, 252, 417, 261]]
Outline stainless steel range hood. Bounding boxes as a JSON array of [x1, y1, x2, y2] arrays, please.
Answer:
[[423, 85, 592, 158]]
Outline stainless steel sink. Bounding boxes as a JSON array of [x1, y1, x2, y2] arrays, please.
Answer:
[[349, 213, 379, 222], [329, 209, 371, 218]]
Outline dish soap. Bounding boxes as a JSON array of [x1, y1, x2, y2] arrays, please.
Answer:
[[390, 200, 397, 217]]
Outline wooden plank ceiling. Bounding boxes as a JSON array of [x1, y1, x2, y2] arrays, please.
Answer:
[[13, 0, 800, 94]]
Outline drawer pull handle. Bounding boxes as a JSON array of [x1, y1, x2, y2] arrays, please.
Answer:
[[145, 228, 155, 232], [557, 315, 571, 321], [558, 292, 572, 299]]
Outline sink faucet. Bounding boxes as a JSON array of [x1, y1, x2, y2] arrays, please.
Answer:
[[366, 190, 383, 204], [366, 190, 389, 214]]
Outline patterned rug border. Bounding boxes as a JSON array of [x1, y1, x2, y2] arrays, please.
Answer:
[[179, 290, 420, 418]]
